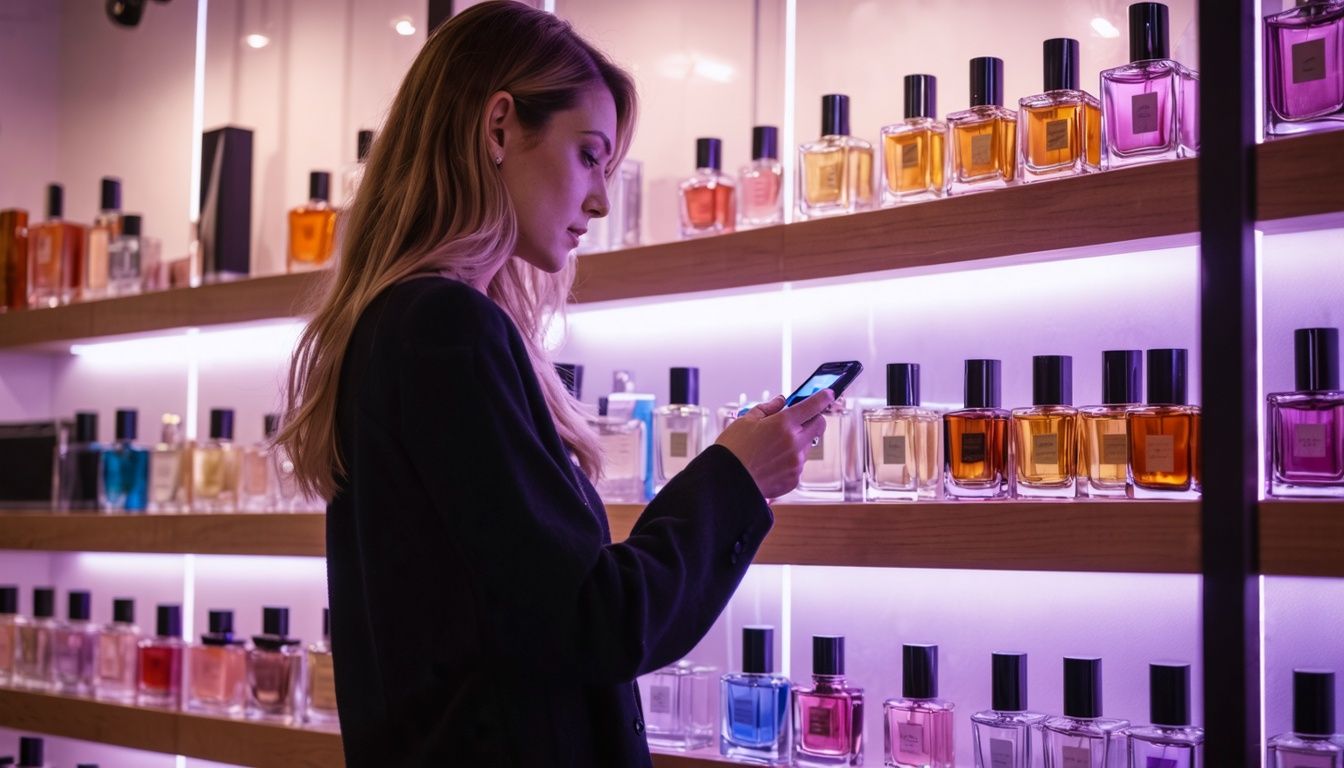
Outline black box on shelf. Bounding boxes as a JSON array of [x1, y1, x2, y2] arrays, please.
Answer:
[[0, 420, 68, 508], [199, 125, 253, 282]]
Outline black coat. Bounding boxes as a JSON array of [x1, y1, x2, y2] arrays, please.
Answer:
[[328, 276, 773, 766]]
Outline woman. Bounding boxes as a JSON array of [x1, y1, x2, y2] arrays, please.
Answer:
[[279, 3, 833, 765]]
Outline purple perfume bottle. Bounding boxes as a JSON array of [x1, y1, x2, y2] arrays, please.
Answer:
[[1268, 327, 1344, 497], [883, 644, 955, 768], [1126, 662, 1203, 767], [1265, 0, 1344, 137], [792, 635, 863, 767], [1100, 3, 1199, 167]]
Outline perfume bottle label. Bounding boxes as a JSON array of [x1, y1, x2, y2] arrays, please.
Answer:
[[1032, 433, 1060, 465], [897, 720, 926, 753], [1293, 37, 1327, 84], [649, 684, 673, 714], [807, 433, 825, 461], [1145, 434, 1176, 473], [149, 453, 182, 500], [902, 142, 920, 169], [883, 435, 907, 465], [1062, 745, 1092, 768], [807, 705, 833, 736], [669, 431, 689, 458], [1101, 433, 1128, 465], [1294, 423, 1328, 458], [990, 737, 1014, 768], [1283, 752, 1336, 768], [1046, 119, 1070, 151], [1146, 758, 1179, 768], [731, 693, 756, 726], [1132, 92, 1160, 134], [971, 134, 993, 166], [961, 432, 987, 463]]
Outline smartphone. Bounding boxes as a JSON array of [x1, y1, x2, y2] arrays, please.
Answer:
[[784, 361, 864, 407]]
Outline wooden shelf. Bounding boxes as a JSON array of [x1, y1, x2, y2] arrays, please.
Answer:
[[0, 512, 325, 557], [1259, 499, 1344, 577], [1256, 129, 1344, 224], [651, 748, 735, 767]]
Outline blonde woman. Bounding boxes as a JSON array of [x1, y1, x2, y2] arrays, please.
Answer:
[[279, 2, 833, 765]]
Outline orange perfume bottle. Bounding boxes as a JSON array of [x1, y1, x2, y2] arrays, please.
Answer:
[[27, 184, 85, 307], [287, 171, 337, 272], [84, 177, 124, 301], [944, 359, 1012, 499], [0, 209, 29, 311], [1128, 348, 1200, 498], [948, 58, 1018, 194], [1019, 38, 1102, 183], [678, 138, 735, 238], [881, 75, 948, 205]]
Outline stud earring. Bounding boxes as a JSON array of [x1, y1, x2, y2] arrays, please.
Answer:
[[494, 154, 503, 166]]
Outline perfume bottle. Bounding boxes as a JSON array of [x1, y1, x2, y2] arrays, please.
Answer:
[[864, 363, 940, 501], [1080, 351, 1143, 499], [106, 214, 145, 297], [288, 171, 337, 272], [147, 413, 189, 513], [654, 367, 709, 489], [53, 590, 99, 695], [793, 635, 863, 767], [1128, 349, 1200, 498], [1100, 2, 1199, 167], [798, 94, 876, 219], [1012, 355, 1079, 498], [1268, 328, 1344, 498], [640, 659, 716, 750], [27, 183, 85, 307], [0, 586, 18, 686], [720, 625, 791, 764], [17, 737, 43, 768], [1019, 38, 1102, 183], [306, 608, 338, 726], [739, 126, 784, 228], [1043, 657, 1129, 768], [948, 58, 1018, 194], [137, 604, 184, 708], [590, 396, 648, 503], [577, 158, 643, 253], [884, 644, 955, 768], [84, 177, 122, 301], [945, 359, 1012, 499], [100, 409, 149, 512], [881, 74, 948, 205], [1265, 1, 1344, 137], [247, 606, 304, 723], [799, 399, 849, 499], [342, 129, 373, 205], [240, 414, 279, 512], [59, 412, 103, 511], [678, 138, 736, 238], [15, 587, 56, 692], [1127, 662, 1203, 768], [94, 598, 139, 703], [972, 652, 1046, 768], [193, 408, 239, 512], [1, 208, 29, 311], [607, 371, 658, 500], [1268, 669, 1344, 767], [186, 610, 247, 716]]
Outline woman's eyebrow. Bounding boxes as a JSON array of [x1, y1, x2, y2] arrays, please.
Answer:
[[579, 130, 613, 156]]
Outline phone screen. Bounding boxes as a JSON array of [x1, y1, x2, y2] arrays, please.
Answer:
[[783, 361, 863, 407], [785, 373, 843, 407]]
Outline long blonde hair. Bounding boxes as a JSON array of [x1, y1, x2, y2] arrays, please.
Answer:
[[278, 1, 637, 501]]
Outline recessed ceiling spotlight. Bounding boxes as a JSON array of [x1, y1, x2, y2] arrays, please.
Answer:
[[393, 17, 416, 36]]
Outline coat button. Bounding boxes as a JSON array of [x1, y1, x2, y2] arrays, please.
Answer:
[[633, 718, 644, 733], [733, 539, 744, 554], [730, 554, 740, 565]]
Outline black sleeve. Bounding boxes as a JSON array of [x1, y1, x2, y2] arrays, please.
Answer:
[[394, 286, 772, 686]]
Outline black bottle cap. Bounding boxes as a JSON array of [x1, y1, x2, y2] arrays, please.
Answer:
[[902, 643, 939, 699], [121, 214, 142, 236], [1295, 328, 1340, 391], [100, 176, 123, 211], [33, 587, 54, 618], [357, 129, 374, 162], [113, 597, 135, 624], [1032, 355, 1073, 406], [1129, 2, 1170, 62], [992, 651, 1029, 712], [821, 94, 851, 137], [752, 126, 779, 161], [0, 586, 16, 614], [1043, 38, 1081, 92], [670, 367, 700, 406], [309, 171, 331, 202], [555, 363, 584, 399], [209, 408, 235, 440], [886, 363, 921, 407], [75, 411, 99, 443], [1102, 350, 1143, 405], [695, 138, 723, 171], [77, 764, 99, 768], [1294, 669, 1336, 736], [813, 635, 845, 676], [598, 396, 610, 417], [46, 183, 63, 219], [742, 625, 775, 674], [264, 413, 280, 439], [1063, 656, 1104, 718], [1146, 348, 1188, 405], [964, 359, 1002, 409], [1150, 662, 1191, 726], [17, 737, 41, 768], [0, 758, 13, 768], [156, 604, 182, 638], [115, 408, 138, 441], [322, 607, 331, 639], [903, 74, 937, 120], [263, 605, 290, 636], [209, 609, 234, 635], [68, 590, 91, 621], [969, 57, 1005, 108]]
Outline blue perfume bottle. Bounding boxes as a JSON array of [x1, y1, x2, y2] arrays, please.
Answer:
[[100, 408, 149, 512], [721, 625, 792, 764]]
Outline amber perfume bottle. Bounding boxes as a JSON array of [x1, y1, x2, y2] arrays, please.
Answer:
[[247, 606, 304, 723], [678, 138, 736, 238], [739, 126, 784, 228], [186, 610, 247, 716], [287, 171, 337, 272], [864, 363, 940, 501], [1, 208, 29, 311], [94, 598, 139, 703], [1019, 39, 1101, 183], [1128, 348, 1200, 498], [948, 58, 1018, 194], [193, 408, 239, 512], [1100, 2, 1199, 167], [1268, 327, 1344, 498], [84, 177, 123, 301], [1012, 356, 1079, 499], [306, 608, 338, 726], [881, 75, 948, 205], [1080, 351, 1143, 499], [945, 359, 1012, 499], [27, 184, 85, 307], [798, 94, 875, 219]]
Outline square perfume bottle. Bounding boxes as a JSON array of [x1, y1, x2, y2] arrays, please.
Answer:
[[0, 587, 19, 686], [792, 635, 863, 767], [27, 184, 85, 308], [53, 590, 99, 696], [883, 644, 955, 768], [739, 126, 784, 228], [246, 606, 305, 723], [678, 138, 736, 238], [863, 363, 939, 501], [797, 400, 849, 500], [971, 652, 1045, 768], [798, 94, 875, 219], [1268, 670, 1344, 767], [15, 587, 57, 692], [589, 397, 647, 503], [193, 408, 240, 512], [84, 177, 122, 301], [607, 370, 657, 501], [148, 413, 189, 513], [1265, 0, 1344, 137], [94, 598, 140, 703], [1126, 663, 1203, 768], [1267, 328, 1344, 498], [100, 409, 149, 512], [240, 414, 280, 512], [1019, 38, 1101, 183], [186, 610, 247, 716], [654, 367, 709, 490], [944, 359, 1012, 499], [1080, 351, 1143, 499], [1011, 355, 1079, 499], [59, 411, 103, 512], [288, 171, 337, 273], [577, 159, 642, 253], [137, 604, 185, 708], [948, 58, 1018, 194], [306, 608, 338, 726], [1042, 657, 1128, 768], [881, 75, 948, 205], [106, 214, 146, 298], [720, 626, 791, 764], [640, 659, 716, 751], [1100, 2, 1199, 168], [1127, 349, 1200, 499]]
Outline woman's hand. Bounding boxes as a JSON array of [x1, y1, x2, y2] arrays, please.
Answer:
[[714, 389, 836, 500]]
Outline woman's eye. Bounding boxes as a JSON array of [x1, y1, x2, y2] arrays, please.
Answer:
[[582, 151, 599, 168]]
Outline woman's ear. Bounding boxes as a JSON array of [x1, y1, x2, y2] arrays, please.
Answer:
[[483, 90, 515, 165]]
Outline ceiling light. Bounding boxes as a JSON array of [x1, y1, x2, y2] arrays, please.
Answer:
[[244, 32, 271, 48], [393, 17, 416, 36]]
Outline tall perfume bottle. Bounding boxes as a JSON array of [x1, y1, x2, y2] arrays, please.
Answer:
[[1080, 351, 1143, 499], [679, 138, 736, 238], [948, 58, 1018, 194], [106, 214, 145, 297], [1100, 2, 1199, 167], [609, 370, 658, 500], [1127, 662, 1203, 768], [1265, 1, 1344, 137], [945, 359, 1011, 499], [1268, 327, 1344, 497], [0, 586, 18, 686], [1, 208, 29, 311], [247, 606, 304, 723], [1128, 349, 1200, 499], [27, 183, 85, 307], [138, 604, 184, 707], [793, 635, 863, 767], [798, 94, 876, 219], [148, 413, 189, 513], [1043, 657, 1129, 768], [864, 363, 940, 501], [640, 659, 716, 750], [972, 652, 1046, 768], [59, 412, 102, 510], [654, 367, 709, 489], [186, 610, 247, 716], [100, 409, 149, 512], [306, 608, 338, 726], [799, 399, 849, 500], [84, 177, 123, 301], [739, 126, 784, 228], [720, 625, 791, 764], [1012, 355, 1079, 498], [1019, 38, 1101, 183], [193, 408, 239, 512], [884, 644, 955, 768], [15, 587, 56, 691], [1268, 669, 1344, 767], [343, 129, 374, 205], [94, 598, 139, 703], [590, 396, 648, 503], [53, 590, 98, 695], [881, 74, 948, 205], [288, 171, 337, 272], [240, 414, 279, 512]]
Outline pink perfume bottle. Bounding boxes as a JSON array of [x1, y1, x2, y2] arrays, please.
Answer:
[[884, 644, 955, 768], [53, 590, 99, 696], [1265, 1, 1344, 136], [1100, 2, 1199, 167], [186, 610, 247, 716], [792, 635, 863, 766], [15, 587, 57, 692], [246, 606, 304, 723], [739, 126, 783, 228], [0, 586, 19, 686], [94, 598, 139, 703], [1268, 328, 1344, 498]]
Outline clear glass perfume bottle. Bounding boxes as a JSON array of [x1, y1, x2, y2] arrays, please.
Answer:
[[1012, 355, 1079, 499], [1128, 349, 1200, 499], [972, 652, 1046, 768], [1043, 657, 1129, 768], [100, 408, 149, 512], [15, 587, 56, 691], [148, 413, 189, 513], [798, 94, 876, 219], [1019, 38, 1102, 183], [307, 608, 338, 726], [577, 159, 643, 253], [1127, 662, 1203, 768], [679, 138, 736, 238], [1100, 2, 1199, 167], [607, 370, 658, 501], [240, 414, 280, 512], [864, 364, 940, 501], [106, 214, 144, 297], [798, 399, 849, 500], [94, 598, 139, 703], [590, 396, 648, 503], [1265, 1, 1344, 137], [0, 586, 19, 686], [27, 183, 85, 308], [84, 177, 122, 301], [1081, 351, 1143, 499], [288, 171, 337, 273], [721, 625, 791, 764], [342, 129, 373, 206], [193, 408, 240, 512], [884, 644, 955, 768], [739, 126, 784, 228], [881, 74, 948, 205], [948, 58, 1018, 194], [186, 609, 247, 716], [53, 590, 99, 695], [138, 604, 184, 708], [793, 635, 863, 767], [1268, 327, 1344, 498], [1268, 669, 1344, 767], [945, 359, 1011, 499], [247, 606, 304, 723], [640, 659, 716, 751], [59, 411, 103, 512], [654, 367, 709, 490]]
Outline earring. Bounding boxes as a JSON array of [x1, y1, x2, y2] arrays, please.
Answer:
[[494, 154, 503, 166]]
